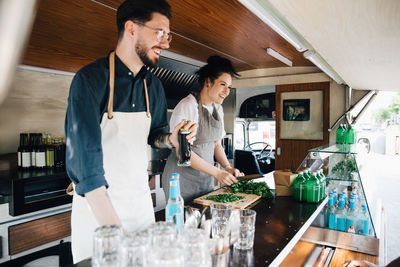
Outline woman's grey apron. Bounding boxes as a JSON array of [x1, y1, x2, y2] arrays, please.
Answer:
[[162, 93, 223, 201], [71, 52, 154, 263]]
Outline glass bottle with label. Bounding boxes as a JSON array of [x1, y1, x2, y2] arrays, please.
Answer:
[[29, 133, 37, 169], [35, 133, 46, 169], [293, 171, 306, 202], [20, 133, 31, 169], [306, 172, 320, 203], [165, 173, 184, 234], [336, 196, 346, 231], [325, 193, 336, 229], [45, 134, 55, 168]]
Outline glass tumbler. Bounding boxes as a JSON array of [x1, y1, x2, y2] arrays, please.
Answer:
[[148, 221, 177, 248], [180, 228, 211, 267], [234, 209, 257, 250], [210, 203, 232, 255], [118, 232, 145, 267], [92, 225, 123, 267]]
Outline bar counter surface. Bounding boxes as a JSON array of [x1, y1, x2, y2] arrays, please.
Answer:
[[71, 185, 327, 267]]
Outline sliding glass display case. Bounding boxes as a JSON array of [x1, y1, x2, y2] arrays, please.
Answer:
[[296, 144, 381, 255]]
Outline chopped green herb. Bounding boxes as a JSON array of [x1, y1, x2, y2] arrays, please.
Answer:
[[204, 194, 244, 203], [230, 179, 273, 199]]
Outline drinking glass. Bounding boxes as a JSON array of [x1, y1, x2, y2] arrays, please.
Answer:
[[210, 204, 232, 255], [146, 244, 184, 267], [180, 228, 211, 267], [118, 232, 145, 267], [148, 221, 176, 247], [234, 209, 257, 250], [92, 225, 123, 267]]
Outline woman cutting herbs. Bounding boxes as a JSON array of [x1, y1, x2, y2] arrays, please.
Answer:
[[162, 55, 244, 201]]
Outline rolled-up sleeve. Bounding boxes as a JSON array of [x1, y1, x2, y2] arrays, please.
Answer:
[[65, 71, 108, 196], [147, 77, 169, 147]]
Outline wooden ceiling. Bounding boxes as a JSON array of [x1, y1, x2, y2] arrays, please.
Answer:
[[22, 0, 313, 73]]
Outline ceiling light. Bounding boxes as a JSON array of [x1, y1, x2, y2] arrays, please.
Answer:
[[238, 0, 309, 52], [303, 50, 344, 84], [265, 48, 292, 66]]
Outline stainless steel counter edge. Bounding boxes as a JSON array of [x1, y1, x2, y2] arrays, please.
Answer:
[[269, 197, 328, 267]]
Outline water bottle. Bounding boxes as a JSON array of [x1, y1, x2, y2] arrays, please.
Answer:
[[293, 171, 306, 202], [305, 172, 320, 203], [345, 196, 357, 232], [356, 204, 370, 235], [165, 173, 184, 233], [336, 196, 346, 231], [325, 193, 336, 229], [345, 125, 355, 144], [336, 124, 346, 144]]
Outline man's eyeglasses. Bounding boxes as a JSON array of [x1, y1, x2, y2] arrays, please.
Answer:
[[134, 21, 172, 44]]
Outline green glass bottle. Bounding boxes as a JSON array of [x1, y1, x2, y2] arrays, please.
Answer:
[[293, 171, 306, 202], [306, 172, 321, 203], [345, 125, 355, 144], [336, 124, 345, 144]]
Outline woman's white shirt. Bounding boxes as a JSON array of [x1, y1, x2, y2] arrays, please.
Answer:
[[169, 94, 226, 140]]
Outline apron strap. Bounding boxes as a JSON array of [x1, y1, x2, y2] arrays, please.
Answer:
[[143, 78, 150, 118], [107, 51, 115, 119], [107, 51, 150, 119]]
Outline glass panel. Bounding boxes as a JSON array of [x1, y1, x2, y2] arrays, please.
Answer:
[[298, 148, 376, 237], [248, 121, 275, 149], [234, 121, 245, 149]]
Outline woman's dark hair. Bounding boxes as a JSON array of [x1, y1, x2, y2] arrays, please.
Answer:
[[117, 0, 172, 39], [196, 55, 239, 88]]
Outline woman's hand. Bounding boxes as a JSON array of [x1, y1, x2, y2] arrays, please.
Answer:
[[170, 120, 197, 148], [225, 166, 244, 177], [215, 170, 239, 186]]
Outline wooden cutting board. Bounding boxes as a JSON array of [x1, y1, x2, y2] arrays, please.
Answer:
[[193, 187, 261, 209]]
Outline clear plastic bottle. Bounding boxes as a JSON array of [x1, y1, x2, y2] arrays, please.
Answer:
[[336, 196, 346, 231], [325, 193, 336, 229], [165, 173, 184, 234], [356, 204, 370, 235], [345, 196, 357, 232]]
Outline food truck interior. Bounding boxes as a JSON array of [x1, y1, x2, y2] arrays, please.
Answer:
[[1, 0, 399, 266]]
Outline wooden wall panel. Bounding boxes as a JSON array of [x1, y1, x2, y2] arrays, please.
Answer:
[[8, 212, 71, 255], [22, 0, 313, 73], [275, 82, 330, 171]]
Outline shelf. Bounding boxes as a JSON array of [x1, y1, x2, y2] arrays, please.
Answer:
[[326, 178, 359, 183], [308, 144, 358, 155]]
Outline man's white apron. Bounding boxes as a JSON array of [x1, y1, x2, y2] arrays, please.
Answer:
[[71, 52, 155, 263]]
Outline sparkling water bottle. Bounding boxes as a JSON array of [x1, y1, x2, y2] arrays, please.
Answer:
[[325, 193, 336, 229], [356, 204, 370, 235], [165, 173, 184, 233], [345, 196, 357, 232], [336, 196, 346, 231]]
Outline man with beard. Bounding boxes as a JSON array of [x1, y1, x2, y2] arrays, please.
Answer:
[[64, 0, 196, 262]]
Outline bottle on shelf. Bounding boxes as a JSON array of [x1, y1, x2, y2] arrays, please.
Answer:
[[335, 196, 346, 231], [54, 138, 66, 169], [345, 125, 355, 144], [336, 124, 346, 144], [165, 173, 184, 234], [45, 134, 55, 168], [20, 133, 31, 169], [345, 196, 357, 232], [356, 204, 370, 235], [325, 193, 336, 229], [293, 171, 306, 202], [305, 172, 321, 203], [29, 133, 37, 169], [35, 133, 46, 169]]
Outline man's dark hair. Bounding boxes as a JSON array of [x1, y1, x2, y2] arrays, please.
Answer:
[[116, 0, 172, 39], [196, 55, 239, 88]]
